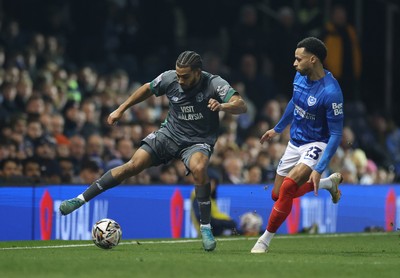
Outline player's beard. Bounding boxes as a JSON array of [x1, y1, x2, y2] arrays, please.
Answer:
[[181, 77, 200, 91], [297, 67, 310, 76]]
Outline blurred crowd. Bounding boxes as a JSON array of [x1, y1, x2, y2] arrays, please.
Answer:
[[0, 0, 399, 185]]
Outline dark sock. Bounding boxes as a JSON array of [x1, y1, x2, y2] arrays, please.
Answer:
[[195, 183, 211, 225], [82, 170, 121, 201]]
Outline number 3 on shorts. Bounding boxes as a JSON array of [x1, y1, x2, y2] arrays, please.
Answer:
[[305, 146, 322, 160]]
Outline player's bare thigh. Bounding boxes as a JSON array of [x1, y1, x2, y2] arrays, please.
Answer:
[[287, 163, 313, 185], [110, 148, 153, 179]]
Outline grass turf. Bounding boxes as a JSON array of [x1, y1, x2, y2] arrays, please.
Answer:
[[0, 233, 399, 278]]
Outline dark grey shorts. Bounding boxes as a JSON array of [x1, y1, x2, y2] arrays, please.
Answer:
[[140, 130, 213, 173]]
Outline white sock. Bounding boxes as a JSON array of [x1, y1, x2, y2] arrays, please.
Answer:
[[200, 223, 211, 229], [258, 230, 275, 246], [77, 194, 86, 202], [318, 177, 332, 189]]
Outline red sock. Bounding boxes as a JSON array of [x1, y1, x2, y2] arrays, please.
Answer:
[[294, 181, 313, 198], [267, 177, 298, 233]]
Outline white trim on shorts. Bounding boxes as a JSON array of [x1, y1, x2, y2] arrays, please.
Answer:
[[276, 141, 327, 176]]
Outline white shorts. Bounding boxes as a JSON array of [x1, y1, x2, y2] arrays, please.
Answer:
[[276, 141, 327, 176]]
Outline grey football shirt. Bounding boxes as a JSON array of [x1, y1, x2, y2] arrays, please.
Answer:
[[149, 70, 237, 147]]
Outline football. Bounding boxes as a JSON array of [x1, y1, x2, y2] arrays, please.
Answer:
[[91, 218, 122, 249]]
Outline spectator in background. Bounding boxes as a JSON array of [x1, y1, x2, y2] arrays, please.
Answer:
[[202, 51, 231, 80], [270, 6, 301, 98], [232, 81, 257, 141], [232, 53, 277, 117], [22, 157, 42, 184], [367, 113, 395, 172], [25, 95, 46, 117], [255, 150, 276, 184], [62, 101, 85, 136], [351, 148, 370, 184], [68, 134, 86, 175], [359, 159, 378, 185], [49, 113, 68, 143], [0, 139, 16, 161], [58, 157, 75, 183], [85, 133, 105, 170], [72, 159, 103, 184], [22, 119, 45, 157], [0, 81, 19, 125], [157, 164, 179, 184], [222, 156, 245, 184], [229, 4, 269, 69], [15, 77, 33, 112], [244, 164, 263, 184], [80, 98, 101, 138], [0, 158, 24, 184], [34, 136, 61, 184], [259, 99, 282, 127], [322, 4, 362, 101]]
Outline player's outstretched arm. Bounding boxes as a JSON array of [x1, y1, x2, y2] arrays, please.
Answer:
[[107, 83, 153, 125]]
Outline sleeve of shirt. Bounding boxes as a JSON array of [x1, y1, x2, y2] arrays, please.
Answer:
[[314, 89, 344, 173], [211, 76, 237, 103], [149, 70, 172, 96], [274, 99, 295, 133]]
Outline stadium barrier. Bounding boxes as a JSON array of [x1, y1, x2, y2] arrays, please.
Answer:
[[0, 184, 399, 241]]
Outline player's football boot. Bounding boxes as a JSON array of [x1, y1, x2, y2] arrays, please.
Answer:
[[200, 225, 216, 251], [250, 240, 269, 253], [59, 198, 85, 215], [328, 172, 343, 204]]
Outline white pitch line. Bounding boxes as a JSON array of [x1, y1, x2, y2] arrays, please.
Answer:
[[0, 232, 391, 251]]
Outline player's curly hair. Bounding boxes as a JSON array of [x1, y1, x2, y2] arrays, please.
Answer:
[[297, 37, 327, 62], [176, 51, 203, 70]]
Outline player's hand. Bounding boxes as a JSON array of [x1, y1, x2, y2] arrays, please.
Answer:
[[208, 98, 222, 112], [260, 129, 278, 144], [107, 109, 124, 125], [308, 170, 322, 196]]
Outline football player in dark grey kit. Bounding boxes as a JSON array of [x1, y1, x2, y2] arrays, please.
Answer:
[[59, 51, 247, 251]]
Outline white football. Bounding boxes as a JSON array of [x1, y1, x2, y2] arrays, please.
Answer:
[[92, 218, 122, 249]]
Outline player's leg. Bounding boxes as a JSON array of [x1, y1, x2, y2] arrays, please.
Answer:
[[269, 142, 299, 202], [255, 164, 311, 252], [59, 148, 153, 215], [252, 142, 301, 253], [184, 147, 216, 251], [271, 174, 285, 201]]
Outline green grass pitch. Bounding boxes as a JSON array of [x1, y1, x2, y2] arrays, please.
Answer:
[[0, 233, 399, 278]]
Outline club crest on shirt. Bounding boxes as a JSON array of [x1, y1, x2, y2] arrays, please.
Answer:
[[196, 93, 204, 102], [307, 96, 317, 106]]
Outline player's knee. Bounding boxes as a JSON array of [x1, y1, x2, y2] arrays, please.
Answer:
[[280, 177, 298, 196], [123, 159, 145, 177], [191, 164, 207, 180]]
